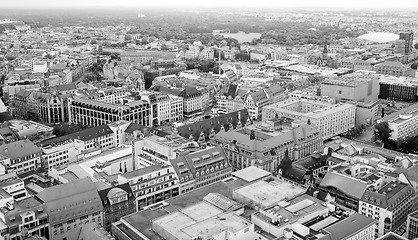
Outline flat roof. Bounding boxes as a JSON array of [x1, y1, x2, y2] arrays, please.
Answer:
[[232, 166, 271, 182], [120, 179, 249, 240], [233, 178, 305, 208]]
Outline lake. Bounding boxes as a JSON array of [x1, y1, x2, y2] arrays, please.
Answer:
[[212, 31, 262, 43]]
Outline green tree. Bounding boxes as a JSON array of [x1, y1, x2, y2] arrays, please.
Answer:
[[411, 62, 418, 70], [415, 42, 418, 50], [375, 122, 392, 143]]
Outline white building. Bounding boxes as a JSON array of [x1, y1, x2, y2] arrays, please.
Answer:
[[263, 99, 356, 139], [378, 103, 418, 140]]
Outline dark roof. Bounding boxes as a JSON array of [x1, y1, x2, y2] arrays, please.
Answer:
[[226, 84, 238, 98], [177, 109, 251, 141], [52, 83, 76, 92], [320, 171, 367, 199], [68, 125, 113, 142], [322, 213, 376, 240], [98, 183, 134, 207], [178, 86, 201, 98], [125, 122, 146, 134]]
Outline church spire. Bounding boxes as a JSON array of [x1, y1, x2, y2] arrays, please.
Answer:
[[280, 149, 292, 170]]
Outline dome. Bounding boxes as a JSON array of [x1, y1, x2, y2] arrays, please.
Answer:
[[357, 32, 399, 43]]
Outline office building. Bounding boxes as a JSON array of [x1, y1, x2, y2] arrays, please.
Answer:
[[36, 178, 103, 239], [68, 97, 151, 127], [212, 124, 322, 173], [138, 91, 183, 126], [263, 99, 356, 140], [378, 102, 418, 140], [374, 61, 409, 77], [379, 76, 418, 102], [321, 73, 379, 103], [407, 209, 418, 240], [399, 31, 414, 54], [118, 164, 180, 211]]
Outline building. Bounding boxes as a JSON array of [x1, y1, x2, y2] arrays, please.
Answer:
[[0, 140, 42, 174], [321, 73, 379, 103], [118, 164, 180, 211], [0, 197, 49, 240], [138, 91, 183, 126], [407, 209, 418, 240], [170, 146, 232, 194], [263, 99, 356, 140], [35, 178, 103, 239], [212, 123, 322, 172], [0, 175, 27, 201], [373, 61, 409, 77], [68, 97, 151, 127], [377, 102, 418, 140], [153, 86, 204, 118], [399, 31, 414, 54], [11, 89, 71, 124], [377, 232, 408, 240], [119, 51, 177, 64], [320, 213, 376, 240], [379, 76, 418, 102], [98, 183, 136, 232]]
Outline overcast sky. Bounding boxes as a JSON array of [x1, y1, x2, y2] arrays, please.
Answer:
[[3, 0, 418, 9]]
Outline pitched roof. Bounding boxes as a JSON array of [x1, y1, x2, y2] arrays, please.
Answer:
[[68, 125, 113, 142], [98, 183, 134, 207], [179, 86, 201, 98], [177, 109, 251, 141], [320, 171, 368, 199], [0, 139, 41, 160]]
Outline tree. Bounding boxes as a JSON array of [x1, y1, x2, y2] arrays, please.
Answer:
[[411, 62, 418, 70], [375, 122, 392, 143], [415, 42, 418, 50]]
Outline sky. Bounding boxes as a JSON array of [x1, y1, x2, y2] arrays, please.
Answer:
[[3, 0, 418, 9]]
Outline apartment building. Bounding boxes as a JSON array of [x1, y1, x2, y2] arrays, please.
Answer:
[[407, 209, 418, 240], [98, 183, 136, 232], [170, 146, 232, 194], [0, 197, 49, 240], [378, 102, 418, 140], [36, 178, 103, 239], [0, 140, 42, 174], [263, 99, 356, 140], [212, 124, 322, 173], [68, 97, 151, 127], [119, 51, 177, 64], [118, 164, 179, 211]]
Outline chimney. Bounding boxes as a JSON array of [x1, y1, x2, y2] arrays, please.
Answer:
[[327, 147, 333, 156], [4, 147, 7, 153], [250, 130, 255, 140]]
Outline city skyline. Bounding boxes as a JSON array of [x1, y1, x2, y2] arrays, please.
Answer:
[[3, 0, 418, 9]]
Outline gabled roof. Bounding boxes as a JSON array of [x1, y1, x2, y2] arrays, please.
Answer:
[[177, 109, 251, 141], [320, 171, 367, 199], [179, 86, 201, 98]]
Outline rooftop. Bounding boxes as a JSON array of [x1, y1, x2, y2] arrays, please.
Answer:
[[322, 213, 376, 240], [233, 178, 306, 208], [320, 171, 368, 199], [232, 166, 271, 182]]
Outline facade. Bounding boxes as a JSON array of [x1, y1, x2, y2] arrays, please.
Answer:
[[407, 209, 418, 240], [98, 183, 136, 232], [320, 74, 379, 103], [118, 165, 180, 211], [379, 76, 418, 102], [68, 97, 151, 127], [139, 91, 183, 126], [399, 31, 414, 54], [0, 140, 42, 174], [378, 102, 418, 140], [0, 197, 49, 240], [11, 89, 70, 124], [212, 124, 322, 172], [0, 176, 27, 201], [170, 146, 232, 194], [119, 51, 177, 64], [263, 99, 356, 140], [36, 178, 103, 239]]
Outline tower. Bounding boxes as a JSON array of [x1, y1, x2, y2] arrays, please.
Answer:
[[399, 30, 413, 54]]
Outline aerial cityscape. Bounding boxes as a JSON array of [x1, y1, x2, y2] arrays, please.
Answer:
[[1, 1, 418, 240]]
